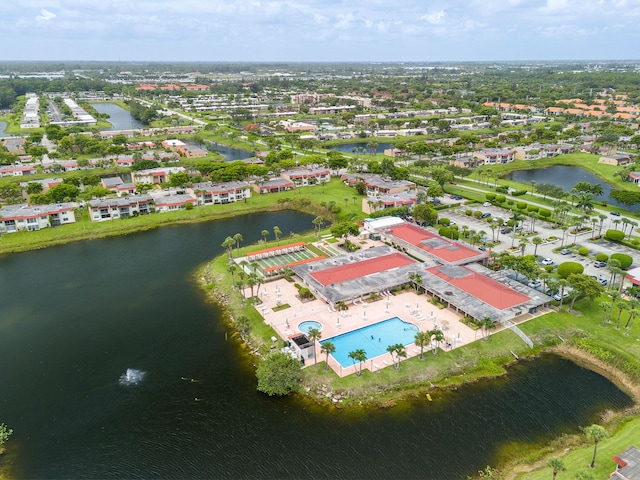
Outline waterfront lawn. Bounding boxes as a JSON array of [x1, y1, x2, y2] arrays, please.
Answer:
[[515, 416, 640, 480], [0, 178, 363, 254]]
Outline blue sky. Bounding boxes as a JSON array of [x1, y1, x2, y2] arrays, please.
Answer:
[[1, 0, 638, 62]]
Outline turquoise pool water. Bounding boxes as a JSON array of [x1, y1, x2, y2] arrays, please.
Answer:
[[320, 317, 419, 368], [298, 320, 322, 333]]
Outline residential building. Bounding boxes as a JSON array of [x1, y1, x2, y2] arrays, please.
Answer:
[[0, 164, 37, 177], [341, 173, 415, 195], [87, 195, 154, 222], [599, 154, 632, 166], [252, 178, 295, 194], [132, 166, 186, 185], [473, 148, 515, 165], [153, 193, 197, 212], [191, 181, 252, 205], [610, 446, 640, 480], [281, 167, 330, 186], [0, 203, 76, 233]]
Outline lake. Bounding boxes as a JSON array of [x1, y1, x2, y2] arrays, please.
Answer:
[[90, 103, 144, 131], [325, 142, 394, 154], [0, 211, 633, 478], [206, 140, 254, 162], [506, 165, 637, 211]]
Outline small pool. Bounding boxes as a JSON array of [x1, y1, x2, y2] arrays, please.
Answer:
[[320, 317, 419, 368], [298, 320, 323, 334]]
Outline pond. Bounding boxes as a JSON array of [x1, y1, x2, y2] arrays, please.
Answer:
[[325, 142, 394, 154], [506, 165, 637, 211], [206, 140, 254, 162], [0, 120, 8, 137], [90, 103, 144, 131], [0, 211, 633, 478]]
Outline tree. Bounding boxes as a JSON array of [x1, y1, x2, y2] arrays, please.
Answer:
[[169, 171, 191, 188], [273, 226, 282, 245], [236, 314, 250, 339], [320, 341, 335, 371], [430, 329, 445, 355], [387, 343, 407, 370], [348, 349, 367, 376], [431, 167, 454, 189], [547, 457, 565, 480], [584, 424, 608, 469], [261, 229, 269, 243], [312, 216, 324, 238], [413, 203, 438, 226], [532, 236, 543, 256], [414, 331, 431, 360], [567, 274, 604, 312], [233, 232, 243, 250], [307, 328, 322, 366], [479, 317, 496, 340], [222, 236, 235, 259], [330, 221, 359, 241], [256, 351, 302, 396], [26, 182, 43, 194]]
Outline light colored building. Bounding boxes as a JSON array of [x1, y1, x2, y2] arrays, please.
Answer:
[[87, 195, 154, 222], [281, 167, 330, 186], [192, 181, 252, 205], [0, 203, 76, 233], [132, 166, 186, 185]]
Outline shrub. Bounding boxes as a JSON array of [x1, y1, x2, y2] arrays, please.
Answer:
[[512, 189, 527, 196], [439, 217, 451, 226], [465, 209, 473, 216], [595, 253, 609, 262], [516, 201, 528, 210], [538, 208, 552, 218], [496, 186, 509, 194], [545, 265, 554, 272], [557, 261, 584, 278], [578, 247, 589, 256], [485, 193, 496, 201], [438, 227, 459, 240], [527, 205, 539, 213], [633, 239, 640, 246], [605, 229, 625, 242], [495, 194, 506, 203], [611, 253, 633, 269], [473, 211, 482, 219]]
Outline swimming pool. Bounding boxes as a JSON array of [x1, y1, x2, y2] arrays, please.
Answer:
[[320, 317, 419, 368], [298, 320, 323, 334]]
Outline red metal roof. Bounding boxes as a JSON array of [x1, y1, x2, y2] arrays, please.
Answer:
[[388, 223, 481, 263], [311, 253, 416, 286]]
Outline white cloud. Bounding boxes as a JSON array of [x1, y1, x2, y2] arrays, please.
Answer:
[[36, 8, 56, 21], [420, 10, 446, 24]]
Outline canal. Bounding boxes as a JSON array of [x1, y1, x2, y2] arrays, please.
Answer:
[[0, 211, 632, 478]]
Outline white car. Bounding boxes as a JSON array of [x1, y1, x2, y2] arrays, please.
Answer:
[[483, 202, 492, 207], [541, 258, 554, 266]]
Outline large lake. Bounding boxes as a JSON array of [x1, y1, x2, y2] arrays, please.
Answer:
[[90, 103, 144, 131], [325, 142, 394, 154], [507, 165, 638, 211], [0, 211, 632, 478], [206, 140, 254, 162]]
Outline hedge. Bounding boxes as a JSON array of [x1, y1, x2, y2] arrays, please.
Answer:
[[605, 229, 625, 242], [595, 253, 609, 262], [557, 261, 584, 278], [611, 253, 633, 269]]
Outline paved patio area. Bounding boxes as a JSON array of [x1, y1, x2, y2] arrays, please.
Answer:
[[247, 279, 484, 377]]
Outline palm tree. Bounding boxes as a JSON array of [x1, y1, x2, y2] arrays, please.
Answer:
[[599, 301, 610, 327], [584, 424, 608, 468], [615, 301, 629, 330], [261, 229, 269, 243], [228, 264, 237, 286], [547, 457, 565, 480], [273, 226, 282, 245], [307, 328, 322, 366], [222, 236, 235, 259], [609, 291, 620, 322], [320, 341, 335, 371], [387, 343, 406, 370], [386, 344, 397, 369], [233, 232, 243, 250], [312, 216, 324, 238], [557, 279, 570, 309], [479, 316, 496, 340], [348, 349, 367, 376], [624, 299, 639, 329], [414, 331, 431, 360], [597, 213, 607, 237], [430, 329, 445, 355], [625, 309, 638, 335], [608, 259, 622, 286], [531, 236, 543, 256]]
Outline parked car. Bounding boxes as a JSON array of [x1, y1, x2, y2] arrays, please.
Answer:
[[560, 248, 572, 255], [481, 212, 491, 218], [483, 202, 492, 207], [591, 276, 608, 286], [553, 291, 570, 301], [541, 258, 554, 266], [611, 211, 621, 216], [527, 280, 542, 289], [594, 261, 607, 268], [452, 195, 463, 200], [501, 227, 512, 234], [478, 246, 486, 252]]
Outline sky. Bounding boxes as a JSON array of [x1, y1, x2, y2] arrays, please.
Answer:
[[0, 0, 639, 62]]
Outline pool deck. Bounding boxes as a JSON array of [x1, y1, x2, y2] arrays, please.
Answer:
[[248, 277, 481, 377]]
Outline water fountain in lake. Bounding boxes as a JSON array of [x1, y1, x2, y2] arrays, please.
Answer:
[[119, 368, 145, 386]]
